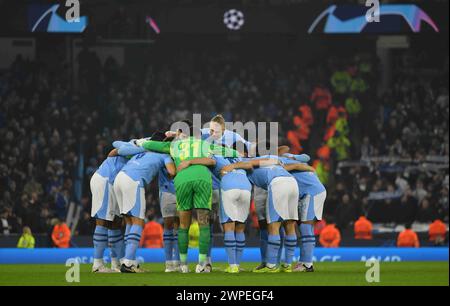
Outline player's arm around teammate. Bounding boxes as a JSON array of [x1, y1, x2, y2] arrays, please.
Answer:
[[283, 163, 316, 173], [219, 161, 253, 176], [177, 157, 216, 172]]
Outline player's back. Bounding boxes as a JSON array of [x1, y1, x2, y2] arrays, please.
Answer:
[[245, 155, 292, 190], [281, 157, 325, 196], [96, 156, 128, 183], [212, 155, 251, 191], [170, 137, 213, 183], [170, 137, 211, 162], [121, 152, 171, 185]]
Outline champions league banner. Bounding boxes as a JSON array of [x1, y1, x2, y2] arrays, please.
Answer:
[[0, 1, 448, 36], [0, 247, 447, 264]]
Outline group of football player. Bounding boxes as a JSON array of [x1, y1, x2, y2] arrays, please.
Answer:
[[90, 115, 326, 274]]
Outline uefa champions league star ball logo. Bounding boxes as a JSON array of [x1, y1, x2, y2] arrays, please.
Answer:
[[223, 9, 245, 30]]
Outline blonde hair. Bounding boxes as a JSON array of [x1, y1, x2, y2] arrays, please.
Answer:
[[23, 226, 32, 235], [211, 114, 225, 129]]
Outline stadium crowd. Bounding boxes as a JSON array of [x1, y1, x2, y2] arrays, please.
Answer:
[[0, 45, 448, 242], [323, 50, 449, 230]]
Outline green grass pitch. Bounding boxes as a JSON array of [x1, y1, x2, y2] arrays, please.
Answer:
[[0, 262, 448, 286]]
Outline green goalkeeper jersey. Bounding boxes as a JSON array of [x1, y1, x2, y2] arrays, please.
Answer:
[[142, 137, 239, 184]]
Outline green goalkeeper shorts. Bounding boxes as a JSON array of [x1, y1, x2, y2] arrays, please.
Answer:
[[175, 179, 212, 211]]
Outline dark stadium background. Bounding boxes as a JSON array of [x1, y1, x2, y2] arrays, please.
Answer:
[[0, 0, 448, 249]]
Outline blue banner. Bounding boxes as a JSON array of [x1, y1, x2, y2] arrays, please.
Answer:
[[0, 247, 447, 264], [28, 4, 88, 33], [308, 4, 440, 34]]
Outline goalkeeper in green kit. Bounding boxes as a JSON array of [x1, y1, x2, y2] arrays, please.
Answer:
[[138, 120, 239, 273]]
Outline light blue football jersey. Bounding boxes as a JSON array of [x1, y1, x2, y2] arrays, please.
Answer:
[[280, 157, 326, 196], [201, 128, 251, 151], [244, 155, 292, 190], [212, 155, 252, 192], [120, 152, 173, 186], [96, 156, 128, 183]]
